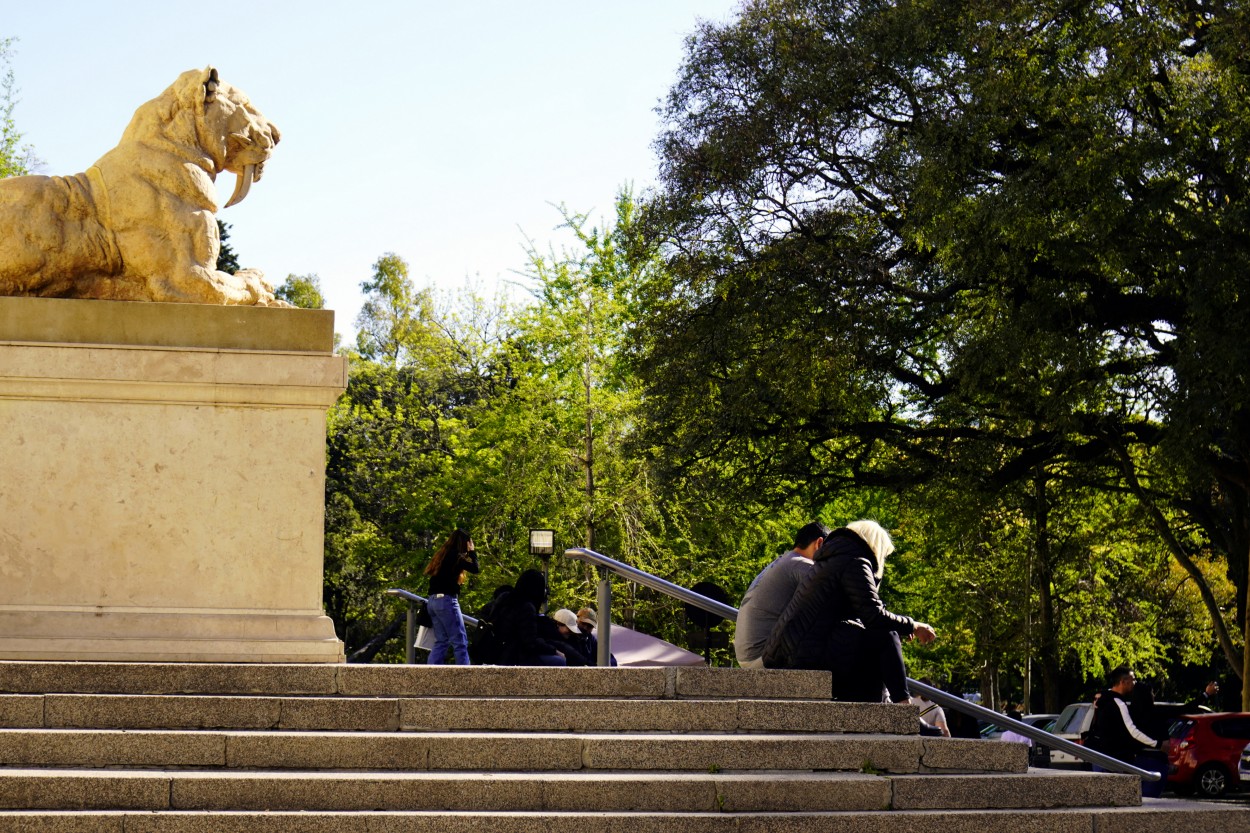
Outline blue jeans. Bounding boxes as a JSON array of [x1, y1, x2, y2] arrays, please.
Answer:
[[427, 594, 471, 665]]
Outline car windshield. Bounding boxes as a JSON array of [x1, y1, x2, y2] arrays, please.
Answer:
[[1054, 705, 1088, 733]]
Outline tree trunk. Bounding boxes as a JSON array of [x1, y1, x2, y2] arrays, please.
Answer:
[[1031, 467, 1063, 712], [1111, 443, 1242, 677]]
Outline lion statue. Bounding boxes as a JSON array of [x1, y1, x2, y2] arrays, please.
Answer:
[[0, 67, 283, 305]]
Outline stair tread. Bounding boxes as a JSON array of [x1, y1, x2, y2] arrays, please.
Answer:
[[2, 804, 1246, 833]]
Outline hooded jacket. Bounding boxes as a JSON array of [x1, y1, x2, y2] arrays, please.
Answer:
[[490, 569, 563, 665], [762, 527, 915, 669]]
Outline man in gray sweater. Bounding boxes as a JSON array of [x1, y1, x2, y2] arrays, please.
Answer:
[[734, 522, 829, 668]]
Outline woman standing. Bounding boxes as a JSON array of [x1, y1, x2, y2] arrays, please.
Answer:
[[423, 529, 480, 665], [762, 520, 935, 702]]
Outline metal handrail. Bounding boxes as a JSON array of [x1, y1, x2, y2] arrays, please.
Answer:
[[562, 546, 1161, 782], [385, 588, 479, 665], [565, 547, 739, 621]]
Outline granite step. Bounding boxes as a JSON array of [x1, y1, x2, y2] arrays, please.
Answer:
[[0, 662, 832, 701], [0, 804, 1246, 833], [0, 693, 918, 735], [0, 769, 1142, 813], [0, 729, 1024, 774]]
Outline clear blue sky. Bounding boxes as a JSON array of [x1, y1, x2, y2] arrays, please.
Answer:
[[4, 0, 740, 338]]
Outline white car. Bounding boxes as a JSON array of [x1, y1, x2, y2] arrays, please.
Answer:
[[1049, 703, 1096, 767]]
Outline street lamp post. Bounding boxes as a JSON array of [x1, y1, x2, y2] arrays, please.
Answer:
[[528, 529, 555, 613]]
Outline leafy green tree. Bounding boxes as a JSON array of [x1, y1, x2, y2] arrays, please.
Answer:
[[641, 0, 1250, 698], [355, 253, 445, 367], [325, 255, 514, 658], [0, 38, 39, 178], [450, 192, 670, 623], [275, 273, 326, 309], [215, 221, 240, 275]]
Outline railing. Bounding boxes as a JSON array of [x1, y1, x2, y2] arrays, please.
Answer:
[[384, 588, 479, 665], [562, 545, 1161, 782]]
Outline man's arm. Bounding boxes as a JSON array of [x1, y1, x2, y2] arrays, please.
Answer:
[[1113, 698, 1157, 746]]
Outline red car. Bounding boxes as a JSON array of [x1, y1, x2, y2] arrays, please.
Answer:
[[1168, 712, 1250, 797]]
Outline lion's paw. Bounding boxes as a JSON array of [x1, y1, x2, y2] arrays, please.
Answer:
[[231, 268, 288, 307]]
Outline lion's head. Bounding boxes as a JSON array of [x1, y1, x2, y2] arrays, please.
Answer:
[[159, 66, 281, 209]]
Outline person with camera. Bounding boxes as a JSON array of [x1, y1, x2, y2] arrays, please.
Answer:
[[422, 529, 480, 665]]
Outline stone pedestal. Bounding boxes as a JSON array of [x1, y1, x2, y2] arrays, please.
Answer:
[[0, 297, 346, 662]]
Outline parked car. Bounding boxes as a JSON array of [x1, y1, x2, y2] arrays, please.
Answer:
[[1169, 712, 1250, 797], [1049, 702, 1095, 767]]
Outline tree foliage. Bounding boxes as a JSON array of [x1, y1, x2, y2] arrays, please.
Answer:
[[215, 221, 240, 275], [0, 38, 39, 178], [275, 273, 327, 310], [639, 0, 1250, 700]]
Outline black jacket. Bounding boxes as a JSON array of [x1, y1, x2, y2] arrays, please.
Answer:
[[488, 571, 562, 665], [427, 548, 479, 597], [1088, 688, 1159, 762], [762, 528, 914, 669]]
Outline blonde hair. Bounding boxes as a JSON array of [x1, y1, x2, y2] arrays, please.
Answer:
[[845, 520, 894, 579]]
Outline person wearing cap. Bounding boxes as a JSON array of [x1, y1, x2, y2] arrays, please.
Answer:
[[734, 522, 828, 669], [575, 607, 616, 666], [542, 608, 592, 666]]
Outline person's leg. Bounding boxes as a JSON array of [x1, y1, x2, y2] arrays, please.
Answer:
[[534, 653, 568, 667], [446, 596, 471, 665], [876, 630, 909, 703], [426, 596, 452, 665], [837, 630, 904, 703], [825, 625, 872, 701]]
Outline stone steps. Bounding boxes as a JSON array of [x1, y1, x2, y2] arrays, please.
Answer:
[[0, 769, 1138, 812], [0, 804, 1247, 833], [0, 662, 830, 700], [0, 662, 1245, 831], [0, 694, 917, 734], [0, 729, 1023, 773]]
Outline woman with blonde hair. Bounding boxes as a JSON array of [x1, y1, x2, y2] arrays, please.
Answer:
[[762, 520, 935, 702], [423, 529, 480, 665]]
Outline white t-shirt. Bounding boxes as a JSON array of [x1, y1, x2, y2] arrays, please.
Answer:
[[910, 695, 949, 736]]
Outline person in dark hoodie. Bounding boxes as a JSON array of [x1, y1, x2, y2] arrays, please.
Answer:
[[489, 569, 567, 666], [762, 520, 936, 703]]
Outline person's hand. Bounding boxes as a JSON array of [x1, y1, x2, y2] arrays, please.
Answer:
[[912, 623, 937, 644], [467, 539, 476, 552], [1206, 681, 1219, 697]]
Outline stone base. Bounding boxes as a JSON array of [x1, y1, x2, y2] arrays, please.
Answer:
[[0, 609, 343, 663], [0, 296, 347, 663]]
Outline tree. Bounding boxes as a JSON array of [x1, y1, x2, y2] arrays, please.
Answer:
[[355, 253, 445, 367], [0, 38, 39, 178], [215, 221, 240, 275], [324, 255, 512, 658], [641, 0, 1250, 697], [275, 273, 326, 309]]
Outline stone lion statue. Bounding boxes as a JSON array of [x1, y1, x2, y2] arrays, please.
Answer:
[[0, 67, 283, 305]]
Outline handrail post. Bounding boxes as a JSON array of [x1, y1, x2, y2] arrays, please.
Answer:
[[596, 569, 612, 667], [405, 600, 417, 665]]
